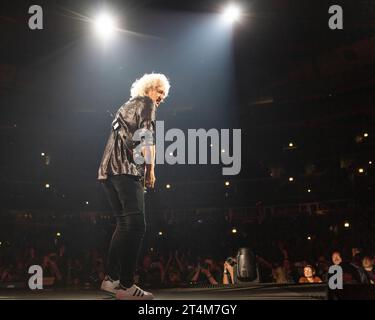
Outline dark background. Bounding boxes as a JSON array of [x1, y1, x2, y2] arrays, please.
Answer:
[[0, 0, 374, 257]]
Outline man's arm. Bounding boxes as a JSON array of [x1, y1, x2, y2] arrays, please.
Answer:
[[138, 98, 156, 188]]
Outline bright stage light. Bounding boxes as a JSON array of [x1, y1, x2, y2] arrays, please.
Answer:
[[222, 4, 241, 23], [94, 13, 116, 38]]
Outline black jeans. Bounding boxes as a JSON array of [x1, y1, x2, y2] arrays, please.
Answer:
[[101, 174, 146, 287]]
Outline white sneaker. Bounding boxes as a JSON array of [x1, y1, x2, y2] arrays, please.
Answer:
[[115, 284, 154, 300], [101, 276, 120, 294]]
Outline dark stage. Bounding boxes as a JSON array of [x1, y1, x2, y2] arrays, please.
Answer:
[[0, 283, 328, 300]]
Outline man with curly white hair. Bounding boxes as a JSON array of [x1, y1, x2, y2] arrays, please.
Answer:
[[98, 73, 170, 300]]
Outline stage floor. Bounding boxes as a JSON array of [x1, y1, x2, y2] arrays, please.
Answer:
[[0, 283, 327, 300]]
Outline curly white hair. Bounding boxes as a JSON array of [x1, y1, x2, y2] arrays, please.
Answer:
[[130, 73, 171, 99]]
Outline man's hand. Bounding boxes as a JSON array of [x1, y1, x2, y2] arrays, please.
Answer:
[[143, 144, 156, 189], [145, 169, 156, 188], [224, 261, 234, 271]]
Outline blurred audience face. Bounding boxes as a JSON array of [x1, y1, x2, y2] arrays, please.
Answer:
[[332, 252, 342, 265], [362, 256, 374, 270], [303, 266, 314, 278]]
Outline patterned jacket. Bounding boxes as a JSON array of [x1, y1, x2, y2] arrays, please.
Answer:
[[97, 96, 156, 180]]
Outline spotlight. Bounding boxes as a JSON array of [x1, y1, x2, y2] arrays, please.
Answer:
[[225, 181, 230, 186], [307, 189, 311, 193], [85, 201, 89, 205], [289, 142, 294, 147], [221, 149, 226, 153], [369, 161, 372, 165], [41, 152, 45, 157], [45, 184, 50, 189], [358, 168, 364, 174], [232, 228, 237, 234], [364, 133, 369, 138], [166, 184, 171, 189], [94, 13, 116, 38], [289, 177, 294, 182], [223, 4, 241, 23], [344, 222, 350, 228], [56, 232, 61, 237], [307, 236, 311, 240], [158, 231, 163, 236]]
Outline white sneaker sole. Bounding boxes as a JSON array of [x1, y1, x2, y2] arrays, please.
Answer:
[[115, 294, 154, 300]]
